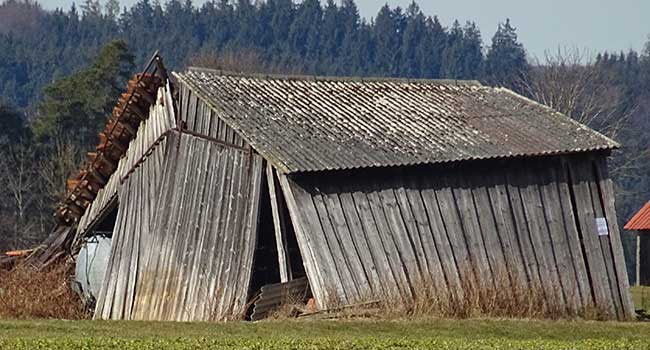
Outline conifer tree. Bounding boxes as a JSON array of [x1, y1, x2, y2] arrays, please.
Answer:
[[485, 18, 528, 87], [34, 40, 134, 148]]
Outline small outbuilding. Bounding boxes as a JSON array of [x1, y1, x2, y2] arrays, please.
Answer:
[[52, 56, 634, 321], [624, 201, 650, 286]]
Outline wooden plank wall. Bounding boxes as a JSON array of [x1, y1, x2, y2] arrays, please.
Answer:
[[94, 137, 170, 320], [95, 132, 264, 321], [76, 83, 177, 239], [281, 154, 634, 320]]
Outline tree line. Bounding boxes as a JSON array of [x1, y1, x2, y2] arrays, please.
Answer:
[[1, 0, 650, 282], [0, 0, 529, 109]]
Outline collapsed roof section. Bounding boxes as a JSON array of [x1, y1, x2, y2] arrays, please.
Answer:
[[56, 55, 167, 225]]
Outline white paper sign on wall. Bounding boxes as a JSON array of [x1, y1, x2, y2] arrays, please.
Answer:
[[596, 217, 609, 236]]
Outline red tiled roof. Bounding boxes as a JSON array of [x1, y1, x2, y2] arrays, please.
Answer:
[[624, 201, 650, 230]]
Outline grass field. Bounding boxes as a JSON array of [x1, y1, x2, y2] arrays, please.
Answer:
[[631, 285, 650, 311], [1, 318, 650, 350]]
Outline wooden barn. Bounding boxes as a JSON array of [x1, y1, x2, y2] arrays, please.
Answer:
[[55, 58, 634, 321], [625, 201, 650, 286]]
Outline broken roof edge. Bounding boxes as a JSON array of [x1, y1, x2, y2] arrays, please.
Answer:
[[185, 66, 482, 87], [497, 87, 622, 150], [283, 146, 615, 176]]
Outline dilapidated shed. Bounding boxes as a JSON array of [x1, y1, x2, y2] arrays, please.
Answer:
[[59, 61, 634, 321]]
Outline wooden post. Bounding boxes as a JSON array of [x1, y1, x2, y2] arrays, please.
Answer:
[[637, 231, 642, 287], [267, 164, 291, 283]]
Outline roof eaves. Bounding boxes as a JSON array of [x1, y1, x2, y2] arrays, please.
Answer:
[[496, 87, 621, 149]]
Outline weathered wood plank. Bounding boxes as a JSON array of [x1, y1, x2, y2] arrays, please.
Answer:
[[485, 171, 528, 287], [504, 167, 544, 290], [351, 189, 402, 300], [536, 162, 582, 311], [377, 183, 424, 292], [519, 166, 566, 306], [290, 177, 349, 304], [421, 175, 471, 290], [366, 187, 414, 300], [267, 164, 291, 282], [467, 172, 509, 286], [278, 174, 327, 308], [584, 159, 621, 318], [594, 157, 635, 319], [566, 159, 615, 316], [336, 190, 386, 298], [402, 179, 457, 301], [320, 182, 373, 298]]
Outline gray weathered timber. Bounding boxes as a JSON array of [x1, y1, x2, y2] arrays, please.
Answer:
[[594, 157, 635, 319], [94, 132, 263, 321], [566, 158, 616, 316], [280, 155, 633, 320], [76, 84, 177, 240], [267, 164, 291, 283]]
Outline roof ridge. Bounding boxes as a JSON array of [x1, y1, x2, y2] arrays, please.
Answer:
[[185, 66, 483, 87]]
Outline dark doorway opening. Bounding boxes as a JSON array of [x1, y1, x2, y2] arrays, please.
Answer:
[[90, 200, 118, 238], [246, 165, 309, 319], [248, 169, 282, 301]]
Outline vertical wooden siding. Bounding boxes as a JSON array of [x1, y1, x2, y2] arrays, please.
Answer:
[[76, 83, 177, 239], [95, 132, 264, 321], [281, 155, 634, 320]]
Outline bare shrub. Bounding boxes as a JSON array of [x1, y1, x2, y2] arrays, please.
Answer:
[[267, 289, 309, 320], [0, 260, 89, 319], [186, 48, 305, 75]]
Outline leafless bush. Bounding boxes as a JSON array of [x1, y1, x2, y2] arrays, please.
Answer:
[[521, 48, 631, 139], [186, 48, 305, 75], [520, 47, 649, 188], [0, 260, 89, 319]]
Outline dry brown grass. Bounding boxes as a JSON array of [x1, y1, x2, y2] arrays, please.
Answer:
[[378, 265, 611, 321], [0, 261, 89, 319], [293, 265, 612, 321]]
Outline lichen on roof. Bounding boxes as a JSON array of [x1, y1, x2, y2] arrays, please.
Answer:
[[175, 69, 619, 174]]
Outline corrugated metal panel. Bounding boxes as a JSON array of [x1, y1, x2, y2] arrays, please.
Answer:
[[251, 277, 310, 321], [95, 132, 264, 321], [76, 84, 177, 239], [625, 201, 650, 230], [174, 70, 619, 174]]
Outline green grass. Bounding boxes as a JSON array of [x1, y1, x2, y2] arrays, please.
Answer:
[[1, 318, 650, 349], [631, 285, 650, 311]]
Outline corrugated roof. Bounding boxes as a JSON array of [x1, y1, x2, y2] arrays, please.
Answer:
[[175, 69, 619, 174], [624, 201, 650, 231]]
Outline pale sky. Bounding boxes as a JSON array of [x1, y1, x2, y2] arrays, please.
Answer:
[[36, 0, 650, 58]]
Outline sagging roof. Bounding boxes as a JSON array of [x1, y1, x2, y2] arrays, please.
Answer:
[[175, 69, 619, 174], [624, 201, 650, 231]]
